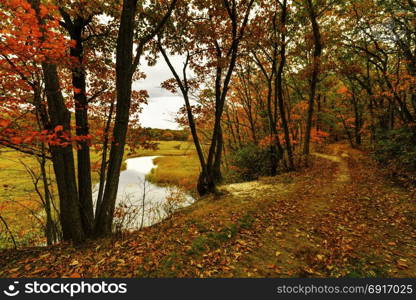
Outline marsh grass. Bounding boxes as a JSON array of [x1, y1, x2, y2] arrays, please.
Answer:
[[147, 155, 200, 191]]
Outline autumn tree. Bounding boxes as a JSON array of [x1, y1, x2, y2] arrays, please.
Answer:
[[1, 0, 177, 242], [247, 0, 294, 172], [158, 0, 256, 195], [94, 0, 178, 236]]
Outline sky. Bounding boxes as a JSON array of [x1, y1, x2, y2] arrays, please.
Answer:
[[134, 55, 185, 130]]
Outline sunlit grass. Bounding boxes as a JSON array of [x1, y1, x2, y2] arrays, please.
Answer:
[[147, 154, 200, 191], [0, 147, 115, 248], [131, 140, 200, 192]]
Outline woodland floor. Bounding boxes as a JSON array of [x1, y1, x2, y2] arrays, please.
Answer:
[[0, 143, 415, 278]]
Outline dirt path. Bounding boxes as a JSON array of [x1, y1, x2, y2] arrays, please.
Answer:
[[1, 143, 415, 278], [224, 144, 416, 277], [312, 144, 351, 183]]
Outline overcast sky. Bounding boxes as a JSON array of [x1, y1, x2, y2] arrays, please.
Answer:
[[134, 56, 185, 130]]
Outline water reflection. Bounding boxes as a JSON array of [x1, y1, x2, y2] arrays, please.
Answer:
[[105, 156, 194, 229]]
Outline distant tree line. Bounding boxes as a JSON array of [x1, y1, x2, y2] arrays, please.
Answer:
[[141, 128, 189, 141]]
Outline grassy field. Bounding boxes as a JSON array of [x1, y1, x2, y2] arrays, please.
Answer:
[[0, 151, 46, 201], [0, 150, 51, 247], [0, 149, 105, 248]]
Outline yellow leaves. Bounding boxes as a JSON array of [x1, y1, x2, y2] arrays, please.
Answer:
[[236, 239, 247, 246], [326, 265, 334, 271], [302, 267, 316, 275], [8, 267, 20, 274], [396, 259, 409, 269], [316, 254, 325, 261], [70, 260, 80, 266], [275, 251, 281, 257]]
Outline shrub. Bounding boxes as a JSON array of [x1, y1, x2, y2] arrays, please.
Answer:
[[374, 127, 416, 185], [228, 144, 275, 182], [238, 213, 255, 229]]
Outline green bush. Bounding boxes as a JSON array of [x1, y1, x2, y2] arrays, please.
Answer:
[[238, 213, 255, 229], [228, 144, 275, 182], [374, 127, 416, 183]]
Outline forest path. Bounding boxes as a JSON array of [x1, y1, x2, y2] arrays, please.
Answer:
[[1, 143, 415, 278], [225, 143, 416, 277], [312, 144, 351, 184]]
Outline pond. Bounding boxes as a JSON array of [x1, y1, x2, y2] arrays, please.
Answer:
[[96, 156, 194, 230]]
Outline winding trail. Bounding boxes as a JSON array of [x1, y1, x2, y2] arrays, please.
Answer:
[[312, 145, 351, 184], [221, 144, 416, 277]]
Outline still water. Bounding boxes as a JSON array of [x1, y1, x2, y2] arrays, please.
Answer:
[[96, 156, 194, 230]]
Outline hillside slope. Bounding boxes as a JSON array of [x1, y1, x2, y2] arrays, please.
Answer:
[[1, 144, 415, 278]]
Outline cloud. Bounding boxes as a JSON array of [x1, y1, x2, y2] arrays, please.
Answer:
[[139, 96, 184, 129], [134, 55, 186, 129]]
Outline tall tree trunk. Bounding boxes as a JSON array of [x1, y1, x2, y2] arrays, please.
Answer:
[[266, 78, 282, 176], [42, 63, 85, 243], [69, 23, 94, 236], [225, 107, 238, 150], [303, 0, 322, 157], [34, 88, 56, 245], [351, 94, 362, 145], [316, 95, 322, 131], [30, 0, 84, 243], [96, 100, 114, 217], [233, 109, 243, 148], [94, 0, 138, 236], [200, 0, 255, 194], [261, 63, 276, 174], [276, 0, 294, 170], [212, 124, 223, 183], [36, 143, 55, 245], [159, 47, 211, 196]]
